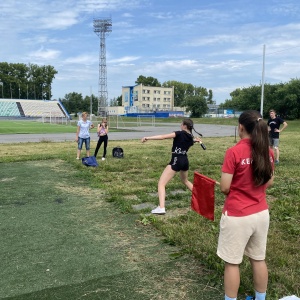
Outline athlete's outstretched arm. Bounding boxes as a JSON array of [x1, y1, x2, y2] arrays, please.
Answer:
[[141, 132, 176, 143]]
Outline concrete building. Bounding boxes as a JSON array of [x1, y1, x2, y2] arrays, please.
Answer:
[[122, 84, 174, 114]]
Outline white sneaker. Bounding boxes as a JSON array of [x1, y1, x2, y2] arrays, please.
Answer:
[[151, 206, 166, 215], [102, 157, 105, 161], [76, 157, 80, 160]]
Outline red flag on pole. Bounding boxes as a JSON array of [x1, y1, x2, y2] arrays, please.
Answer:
[[191, 172, 216, 221]]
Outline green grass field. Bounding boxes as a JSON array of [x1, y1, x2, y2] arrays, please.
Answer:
[[0, 118, 299, 299]]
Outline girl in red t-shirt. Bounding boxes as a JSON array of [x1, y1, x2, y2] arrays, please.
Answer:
[[218, 110, 274, 300]]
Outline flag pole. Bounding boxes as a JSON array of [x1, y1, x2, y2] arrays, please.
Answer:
[[260, 44, 266, 116]]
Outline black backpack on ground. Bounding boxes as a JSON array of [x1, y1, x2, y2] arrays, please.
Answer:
[[112, 147, 124, 158]]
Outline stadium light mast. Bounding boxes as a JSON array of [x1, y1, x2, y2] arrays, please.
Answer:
[[93, 17, 112, 116]]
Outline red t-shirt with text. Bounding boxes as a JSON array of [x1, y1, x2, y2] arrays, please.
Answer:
[[221, 138, 274, 216]]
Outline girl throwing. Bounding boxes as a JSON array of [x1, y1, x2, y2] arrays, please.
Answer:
[[141, 118, 202, 215]]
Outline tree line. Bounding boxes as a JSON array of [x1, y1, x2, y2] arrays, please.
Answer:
[[1, 63, 299, 119], [221, 78, 300, 119], [0, 62, 57, 100]]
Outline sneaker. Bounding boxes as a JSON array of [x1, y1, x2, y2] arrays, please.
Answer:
[[275, 160, 279, 164], [151, 206, 166, 215], [76, 157, 80, 160], [102, 157, 106, 161]]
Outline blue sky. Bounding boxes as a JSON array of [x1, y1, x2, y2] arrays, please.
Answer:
[[1, 0, 300, 104]]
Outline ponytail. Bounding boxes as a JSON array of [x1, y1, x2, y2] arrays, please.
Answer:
[[239, 111, 273, 186], [182, 118, 203, 138]]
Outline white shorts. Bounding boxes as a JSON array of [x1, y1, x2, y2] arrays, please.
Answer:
[[217, 210, 269, 264]]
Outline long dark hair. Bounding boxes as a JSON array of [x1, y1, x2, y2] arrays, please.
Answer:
[[182, 118, 203, 137], [239, 110, 273, 186]]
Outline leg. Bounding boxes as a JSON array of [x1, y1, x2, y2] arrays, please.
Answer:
[[273, 139, 280, 162], [103, 136, 108, 158], [179, 170, 193, 191], [157, 165, 176, 208], [249, 258, 268, 293], [224, 263, 240, 298], [94, 138, 102, 157], [275, 146, 279, 161], [86, 137, 91, 157], [77, 138, 83, 159]]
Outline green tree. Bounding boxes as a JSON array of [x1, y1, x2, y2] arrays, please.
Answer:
[[185, 94, 208, 117], [219, 79, 300, 119], [207, 89, 214, 104], [0, 62, 57, 99], [135, 75, 161, 87], [61, 92, 84, 114], [110, 95, 122, 106], [162, 81, 196, 107]]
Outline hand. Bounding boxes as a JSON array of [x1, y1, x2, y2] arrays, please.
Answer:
[[141, 137, 147, 143], [194, 137, 202, 143], [274, 129, 280, 133]]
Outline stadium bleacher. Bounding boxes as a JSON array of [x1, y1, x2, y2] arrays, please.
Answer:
[[0, 99, 70, 119]]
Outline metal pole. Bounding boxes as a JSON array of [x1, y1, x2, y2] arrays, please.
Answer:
[[90, 86, 93, 120], [260, 44, 266, 116]]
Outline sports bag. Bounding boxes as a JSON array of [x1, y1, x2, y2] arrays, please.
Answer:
[[112, 147, 124, 158], [82, 156, 98, 167]]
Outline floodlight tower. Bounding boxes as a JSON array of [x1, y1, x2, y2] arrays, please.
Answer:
[[93, 17, 112, 116]]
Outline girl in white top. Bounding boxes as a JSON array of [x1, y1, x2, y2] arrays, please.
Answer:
[[75, 112, 94, 159]]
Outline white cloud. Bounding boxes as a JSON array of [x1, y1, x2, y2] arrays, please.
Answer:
[[64, 54, 98, 65], [108, 56, 141, 64], [28, 48, 61, 60], [40, 11, 79, 30]]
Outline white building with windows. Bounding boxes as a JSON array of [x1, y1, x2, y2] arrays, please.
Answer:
[[122, 84, 174, 114]]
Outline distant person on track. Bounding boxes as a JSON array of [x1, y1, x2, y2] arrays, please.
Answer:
[[141, 118, 202, 215], [94, 118, 108, 161], [267, 109, 288, 164], [217, 110, 274, 300], [75, 112, 94, 159]]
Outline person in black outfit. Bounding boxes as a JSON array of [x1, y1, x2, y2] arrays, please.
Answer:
[[141, 118, 202, 214], [94, 118, 108, 161], [267, 109, 288, 164]]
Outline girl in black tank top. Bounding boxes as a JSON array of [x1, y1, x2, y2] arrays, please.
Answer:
[[141, 118, 203, 215]]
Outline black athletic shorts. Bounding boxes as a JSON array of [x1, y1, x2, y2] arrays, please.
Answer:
[[169, 155, 189, 172]]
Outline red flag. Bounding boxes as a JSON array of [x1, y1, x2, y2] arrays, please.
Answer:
[[191, 172, 216, 221]]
